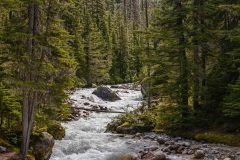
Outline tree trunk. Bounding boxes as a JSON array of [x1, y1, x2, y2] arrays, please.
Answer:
[[193, 0, 200, 111], [145, 0, 151, 108], [85, 36, 92, 88], [123, 0, 127, 23], [200, 0, 206, 108], [21, 3, 39, 159], [176, 0, 189, 117], [0, 96, 3, 129], [201, 46, 207, 108]]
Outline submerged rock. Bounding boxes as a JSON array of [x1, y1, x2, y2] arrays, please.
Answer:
[[32, 132, 54, 160], [93, 86, 121, 101]]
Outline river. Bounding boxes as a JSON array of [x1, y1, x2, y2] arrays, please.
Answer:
[[50, 86, 240, 160], [50, 86, 149, 160]]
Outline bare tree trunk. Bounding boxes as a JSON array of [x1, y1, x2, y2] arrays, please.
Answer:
[[123, 0, 127, 23], [201, 46, 206, 108], [176, 0, 189, 117], [145, 0, 151, 108], [132, 0, 140, 25], [200, 0, 206, 108], [193, 0, 200, 111], [85, 36, 92, 88], [21, 3, 39, 159]]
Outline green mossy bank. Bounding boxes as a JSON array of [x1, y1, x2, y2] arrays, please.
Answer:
[[107, 107, 240, 147]]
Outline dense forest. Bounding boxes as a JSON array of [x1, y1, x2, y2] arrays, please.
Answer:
[[0, 0, 239, 159]]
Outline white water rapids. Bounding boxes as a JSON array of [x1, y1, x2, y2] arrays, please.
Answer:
[[50, 86, 240, 160], [51, 87, 147, 160]]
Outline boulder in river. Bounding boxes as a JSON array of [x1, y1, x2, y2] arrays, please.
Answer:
[[32, 132, 54, 160], [122, 152, 139, 160], [142, 150, 167, 160], [93, 86, 121, 101], [194, 150, 205, 159]]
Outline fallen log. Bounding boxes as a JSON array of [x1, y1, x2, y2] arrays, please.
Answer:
[[72, 107, 125, 114]]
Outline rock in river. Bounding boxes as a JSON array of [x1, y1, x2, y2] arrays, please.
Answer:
[[32, 132, 54, 160], [194, 149, 205, 159], [123, 152, 139, 160], [93, 86, 121, 101]]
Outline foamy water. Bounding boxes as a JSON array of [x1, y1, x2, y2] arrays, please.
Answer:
[[51, 87, 144, 160]]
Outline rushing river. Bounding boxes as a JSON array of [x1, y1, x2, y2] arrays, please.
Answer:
[[51, 86, 147, 160], [50, 86, 240, 160]]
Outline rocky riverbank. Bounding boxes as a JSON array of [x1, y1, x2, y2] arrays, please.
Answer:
[[119, 132, 240, 160]]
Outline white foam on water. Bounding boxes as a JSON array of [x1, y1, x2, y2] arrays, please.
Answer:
[[51, 87, 143, 160]]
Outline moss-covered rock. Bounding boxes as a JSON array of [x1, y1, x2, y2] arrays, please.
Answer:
[[32, 132, 54, 160], [47, 122, 65, 140]]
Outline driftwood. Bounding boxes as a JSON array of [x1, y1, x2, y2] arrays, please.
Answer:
[[72, 107, 125, 114]]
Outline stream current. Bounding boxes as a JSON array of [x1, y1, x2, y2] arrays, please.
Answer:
[[51, 86, 148, 160]]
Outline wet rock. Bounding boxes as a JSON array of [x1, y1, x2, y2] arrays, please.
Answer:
[[87, 96, 95, 102], [93, 86, 121, 101], [164, 141, 175, 146], [110, 85, 120, 89], [135, 133, 143, 137], [144, 146, 159, 152], [144, 133, 156, 140], [0, 146, 7, 153], [177, 146, 185, 154], [83, 102, 90, 106], [32, 132, 54, 160], [157, 137, 168, 145], [153, 150, 167, 160], [91, 105, 99, 110], [123, 152, 139, 160], [182, 149, 188, 154], [194, 150, 205, 159], [177, 141, 190, 147], [173, 137, 182, 141], [142, 150, 167, 160], [99, 105, 108, 111], [187, 149, 194, 155]]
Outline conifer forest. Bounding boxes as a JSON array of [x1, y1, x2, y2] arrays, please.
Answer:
[[0, 0, 239, 160]]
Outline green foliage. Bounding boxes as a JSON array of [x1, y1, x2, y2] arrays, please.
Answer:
[[47, 121, 65, 140], [195, 132, 240, 146], [223, 79, 240, 119]]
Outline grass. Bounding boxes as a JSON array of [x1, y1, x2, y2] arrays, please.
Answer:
[[195, 132, 240, 146]]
